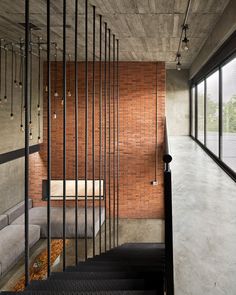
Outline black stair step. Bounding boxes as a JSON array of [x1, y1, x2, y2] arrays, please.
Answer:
[[26, 279, 152, 292], [89, 255, 165, 262], [6, 291, 160, 295], [49, 271, 163, 280]]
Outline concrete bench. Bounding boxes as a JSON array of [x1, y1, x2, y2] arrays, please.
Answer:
[[13, 206, 105, 238]]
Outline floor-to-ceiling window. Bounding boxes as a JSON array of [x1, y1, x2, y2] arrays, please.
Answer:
[[222, 57, 236, 172], [190, 54, 236, 179], [197, 81, 205, 143], [206, 70, 219, 156], [191, 86, 195, 137]]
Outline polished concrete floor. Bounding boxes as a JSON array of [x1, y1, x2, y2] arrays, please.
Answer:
[[171, 136, 236, 295], [0, 219, 164, 291]]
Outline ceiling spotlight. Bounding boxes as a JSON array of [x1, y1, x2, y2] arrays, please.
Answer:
[[182, 24, 190, 51], [176, 53, 182, 71]]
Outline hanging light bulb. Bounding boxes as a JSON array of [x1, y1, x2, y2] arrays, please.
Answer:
[[30, 132, 33, 140], [37, 104, 41, 111], [54, 91, 59, 97], [176, 53, 182, 71], [20, 124, 24, 132], [37, 136, 41, 143], [10, 113, 14, 120], [45, 85, 48, 93], [53, 112, 57, 119], [61, 98, 64, 105], [29, 120, 32, 128], [67, 90, 72, 97], [182, 25, 190, 51], [4, 96, 7, 102], [19, 81, 23, 88]]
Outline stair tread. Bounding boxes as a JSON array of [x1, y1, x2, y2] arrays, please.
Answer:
[[26, 279, 152, 292], [50, 271, 163, 280], [4, 291, 159, 295]]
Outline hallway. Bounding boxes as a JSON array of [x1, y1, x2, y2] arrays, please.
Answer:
[[171, 137, 236, 295]]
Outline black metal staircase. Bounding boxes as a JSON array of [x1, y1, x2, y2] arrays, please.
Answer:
[[4, 243, 165, 295]]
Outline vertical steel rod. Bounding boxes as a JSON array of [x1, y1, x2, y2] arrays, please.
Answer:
[[99, 14, 103, 255], [92, 5, 96, 258], [108, 28, 111, 250], [62, 0, 67, 271], [24, 0, 30, 286], [112, 34, 116, 248], [11, 45, 14, 119], [84, 0, 88, 260], [47, 0, 51, 277], [103, 23, 108, 252], [74, 0, 79, 265], [116, 39, 119, 246]]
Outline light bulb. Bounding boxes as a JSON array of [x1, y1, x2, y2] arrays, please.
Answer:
[[19, 82, 23, 88], [30, 132, 33, 140], [38, 136, 41, 143], [176, 61, 182, 71], [10, 113, 14, 120], [14, 80, 18, 88], [61, 99, 64, 106], [45, 85, 48, 93], [29, 121, 32, 127], [20, 124, 24, 132], [4, 96, 7, 102], [54, 91, 59, 97], [53, 112, 57, 119], [182, 37, 189, 51], [37, 105, 41, 111], [67, 90, 72, 97]]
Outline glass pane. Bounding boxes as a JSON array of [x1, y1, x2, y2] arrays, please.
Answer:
[[206, 71, 219, 155], [222, 57, 236, 172], [197, 81, 205, 143], [191, 87, 195, 137]]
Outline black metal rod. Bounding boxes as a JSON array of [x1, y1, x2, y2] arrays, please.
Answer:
[[99, 14, 103, 255], [62, 0, 67, 271], [24, 0, 30, 286], [219, 67, 222, 160], [92, 5, 96, 258], [108, 28, 111, 250], [84, 0, 88, 260], [47, 0, 51, 276], [112, 34, 116, 248], [103, 22, 107, 253], [11, 44, 14, 119], [4, 47, 7, 101], [74, 0, 79, 266], [116, 39, 119, 247]]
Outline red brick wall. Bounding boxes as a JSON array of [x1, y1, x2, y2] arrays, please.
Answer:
[[29, 61, 166, 219]]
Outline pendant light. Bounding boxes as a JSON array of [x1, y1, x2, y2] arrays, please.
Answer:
[[182, 24, 190, 51], [14, 51, 18, 88], [176, 53, 182, 71], [29, 31, 33, 140], [19, 39, 24, 132]]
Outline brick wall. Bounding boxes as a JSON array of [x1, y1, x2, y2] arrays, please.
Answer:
[[29, 61, 166, 219]]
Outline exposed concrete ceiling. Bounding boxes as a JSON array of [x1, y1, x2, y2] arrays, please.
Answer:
[[0, 0, 231, 68]]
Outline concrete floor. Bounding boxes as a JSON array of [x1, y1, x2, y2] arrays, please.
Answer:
[[171, 136, 236, 295], [0, 218, 164, 291]]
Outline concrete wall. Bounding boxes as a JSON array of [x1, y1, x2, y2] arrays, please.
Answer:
[[190, 0, 236, 79], [0, 52, 43, 214], [166, 69, 189, 136]]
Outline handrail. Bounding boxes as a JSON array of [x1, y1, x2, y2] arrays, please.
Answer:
[[163, 117, 172, 167], [163, 117, 174, 295]]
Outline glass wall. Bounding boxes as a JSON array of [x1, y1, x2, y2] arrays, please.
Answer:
[[190, 55, 236, 176], [197, 81, 205, 143], [222, 57, 236, 172], [206, 70, 219, 156], [191, 86, 195, 137]]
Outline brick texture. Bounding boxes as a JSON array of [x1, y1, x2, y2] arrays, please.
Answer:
[[29, 61, 166, 219]]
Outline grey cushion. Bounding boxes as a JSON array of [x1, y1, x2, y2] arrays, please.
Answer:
[[4, 199, 33, 224], [13, 207, 105, 238], [0, 224, 40, 276], [0, 215, 8, 231]]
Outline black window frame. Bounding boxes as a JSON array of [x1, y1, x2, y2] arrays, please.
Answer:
[[189, 31, 236, 182]]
